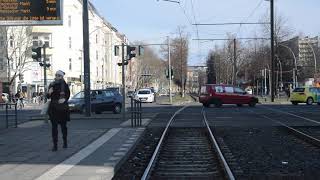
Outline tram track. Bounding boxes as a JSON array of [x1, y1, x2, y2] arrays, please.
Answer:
[[141, 106, 235, 180]]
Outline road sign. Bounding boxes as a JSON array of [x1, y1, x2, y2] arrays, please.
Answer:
[[0, 0, 63, 26]]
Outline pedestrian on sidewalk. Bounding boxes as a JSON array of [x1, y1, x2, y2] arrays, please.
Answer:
[[47, 70, 71, 152]]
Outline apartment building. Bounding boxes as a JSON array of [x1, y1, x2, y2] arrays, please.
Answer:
[[0, 0, 128, 97]]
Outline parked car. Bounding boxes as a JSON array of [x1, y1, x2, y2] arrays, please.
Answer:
[[135, 89, 155, 103], [106, 87, 122, 95], [199, 84, 258, 107], [290, 87, 320, 105], [68, 89, 123, 114], [1, 93, 9, 103]]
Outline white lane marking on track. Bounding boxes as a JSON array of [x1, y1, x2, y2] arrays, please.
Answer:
[[35, 128, 122, 180], [261, 106, 320, 125]]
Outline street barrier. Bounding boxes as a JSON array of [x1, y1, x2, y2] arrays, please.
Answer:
[[0, 103, 18, 129], [130, 98, 142, 127]]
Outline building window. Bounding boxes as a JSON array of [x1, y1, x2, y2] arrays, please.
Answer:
[[69, 37, 72, 49], [96, 67, 99, 77], [96, 51, 98, 60], [44, 36, 50, 47], [69, 58, 72, 71], [68, 15, 72, 27], [9, 36, 13, 47], [96, 34, 98, 44], [32, 36, 39, 47]]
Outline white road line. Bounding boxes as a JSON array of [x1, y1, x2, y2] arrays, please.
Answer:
[[261, 106, 320, 125], [35, 128, 122, 180]]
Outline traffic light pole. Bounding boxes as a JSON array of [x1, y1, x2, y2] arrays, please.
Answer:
[[121, 43, 126, 122], [83, 0, 91, 117], [270, 0, 275, 102], [43, 45, 47, 103]]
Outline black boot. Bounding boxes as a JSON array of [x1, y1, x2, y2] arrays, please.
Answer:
[[52, 144, 58, 152], [63, 139, 68, 149]]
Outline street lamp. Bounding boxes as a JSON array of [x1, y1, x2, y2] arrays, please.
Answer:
[[279, 44, 298, 88]]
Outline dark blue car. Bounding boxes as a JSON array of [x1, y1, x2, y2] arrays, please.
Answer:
[[68, 89, 123, 114]]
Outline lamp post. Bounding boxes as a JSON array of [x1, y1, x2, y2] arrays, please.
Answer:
[[279, 44, 298, 88]]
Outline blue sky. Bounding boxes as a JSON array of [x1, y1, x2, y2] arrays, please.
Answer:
[[91, 0, 319, 65]]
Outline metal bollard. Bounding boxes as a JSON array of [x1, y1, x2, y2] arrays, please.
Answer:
[[5, 104, 8, 129], [131, 97, 134, 128], [14, 103, 17, 128]]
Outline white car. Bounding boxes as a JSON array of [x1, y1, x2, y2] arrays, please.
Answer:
[[135, 89, 155, 103], [245, 88, 253, 95]]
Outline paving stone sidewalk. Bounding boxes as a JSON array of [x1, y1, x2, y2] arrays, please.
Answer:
[[0, 117, 127, 180]]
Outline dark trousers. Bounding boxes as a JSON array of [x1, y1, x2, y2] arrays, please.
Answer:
[[51, 120, 67, 146]]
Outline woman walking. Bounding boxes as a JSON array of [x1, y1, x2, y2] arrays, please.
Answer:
[[47, 70, 70, 152]]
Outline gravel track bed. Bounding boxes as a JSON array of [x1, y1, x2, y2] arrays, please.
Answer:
[[294, 126, 320, 140], [112, 128, 163, 180], [214, 127, 320, 179]]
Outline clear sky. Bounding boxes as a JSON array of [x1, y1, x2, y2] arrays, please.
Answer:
[[91, 0, 319, 65]]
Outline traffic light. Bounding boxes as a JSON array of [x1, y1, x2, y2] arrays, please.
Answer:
[[32, 47, 42, 61], [166, 68, 174, 79], [127, 46, 136, 60], [39, 63, 51, 67], [117, 61, 129, 66]]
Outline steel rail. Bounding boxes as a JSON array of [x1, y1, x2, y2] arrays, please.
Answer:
[[141, 105, 189, 180], [202, 108, 236, 180], [247, 108, 320, 148]]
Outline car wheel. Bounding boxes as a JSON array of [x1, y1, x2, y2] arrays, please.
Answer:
[[113, 104, 122, 114], [237, 104, 243, 107], [306, 97, 313, 105], [292, 102, 298, 105], [249, 100, 256, 107]]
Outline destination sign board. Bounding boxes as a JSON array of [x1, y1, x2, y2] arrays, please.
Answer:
[[0, 0, 63, 26]]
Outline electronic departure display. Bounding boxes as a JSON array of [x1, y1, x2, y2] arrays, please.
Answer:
[[0, 0, 63, 26]]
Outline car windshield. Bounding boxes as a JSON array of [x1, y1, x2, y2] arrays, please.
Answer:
[[138, 90, 150, 95], [73, 92, 84, 99], [293, 88, 305, 93]]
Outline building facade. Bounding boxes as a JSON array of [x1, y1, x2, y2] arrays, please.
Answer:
[[0, 0, 129, 97]]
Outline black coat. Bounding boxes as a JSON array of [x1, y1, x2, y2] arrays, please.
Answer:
[[47, 79, 71, 122]]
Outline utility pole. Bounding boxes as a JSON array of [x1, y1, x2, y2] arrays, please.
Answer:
[[233, 38, 237, 86], [167, 36, 172, 104], [83, 0, 91, 116], [121, 43, 126, 121], [43, 45, 47, 103], [270, 0, 275, 102]]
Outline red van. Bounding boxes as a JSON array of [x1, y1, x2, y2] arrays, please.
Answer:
[[199, 84, 258, 107]]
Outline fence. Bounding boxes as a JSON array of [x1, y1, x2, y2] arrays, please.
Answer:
[[130, 98, 142, 127], [0, 103, 18, 129]]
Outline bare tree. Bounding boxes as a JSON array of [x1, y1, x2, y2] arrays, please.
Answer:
[[170, 27, 189, 97], [0, 26, 33, 94]]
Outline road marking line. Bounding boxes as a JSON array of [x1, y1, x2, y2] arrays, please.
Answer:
[[35, 128, 121, 180], [261, 106, 320, 125]]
